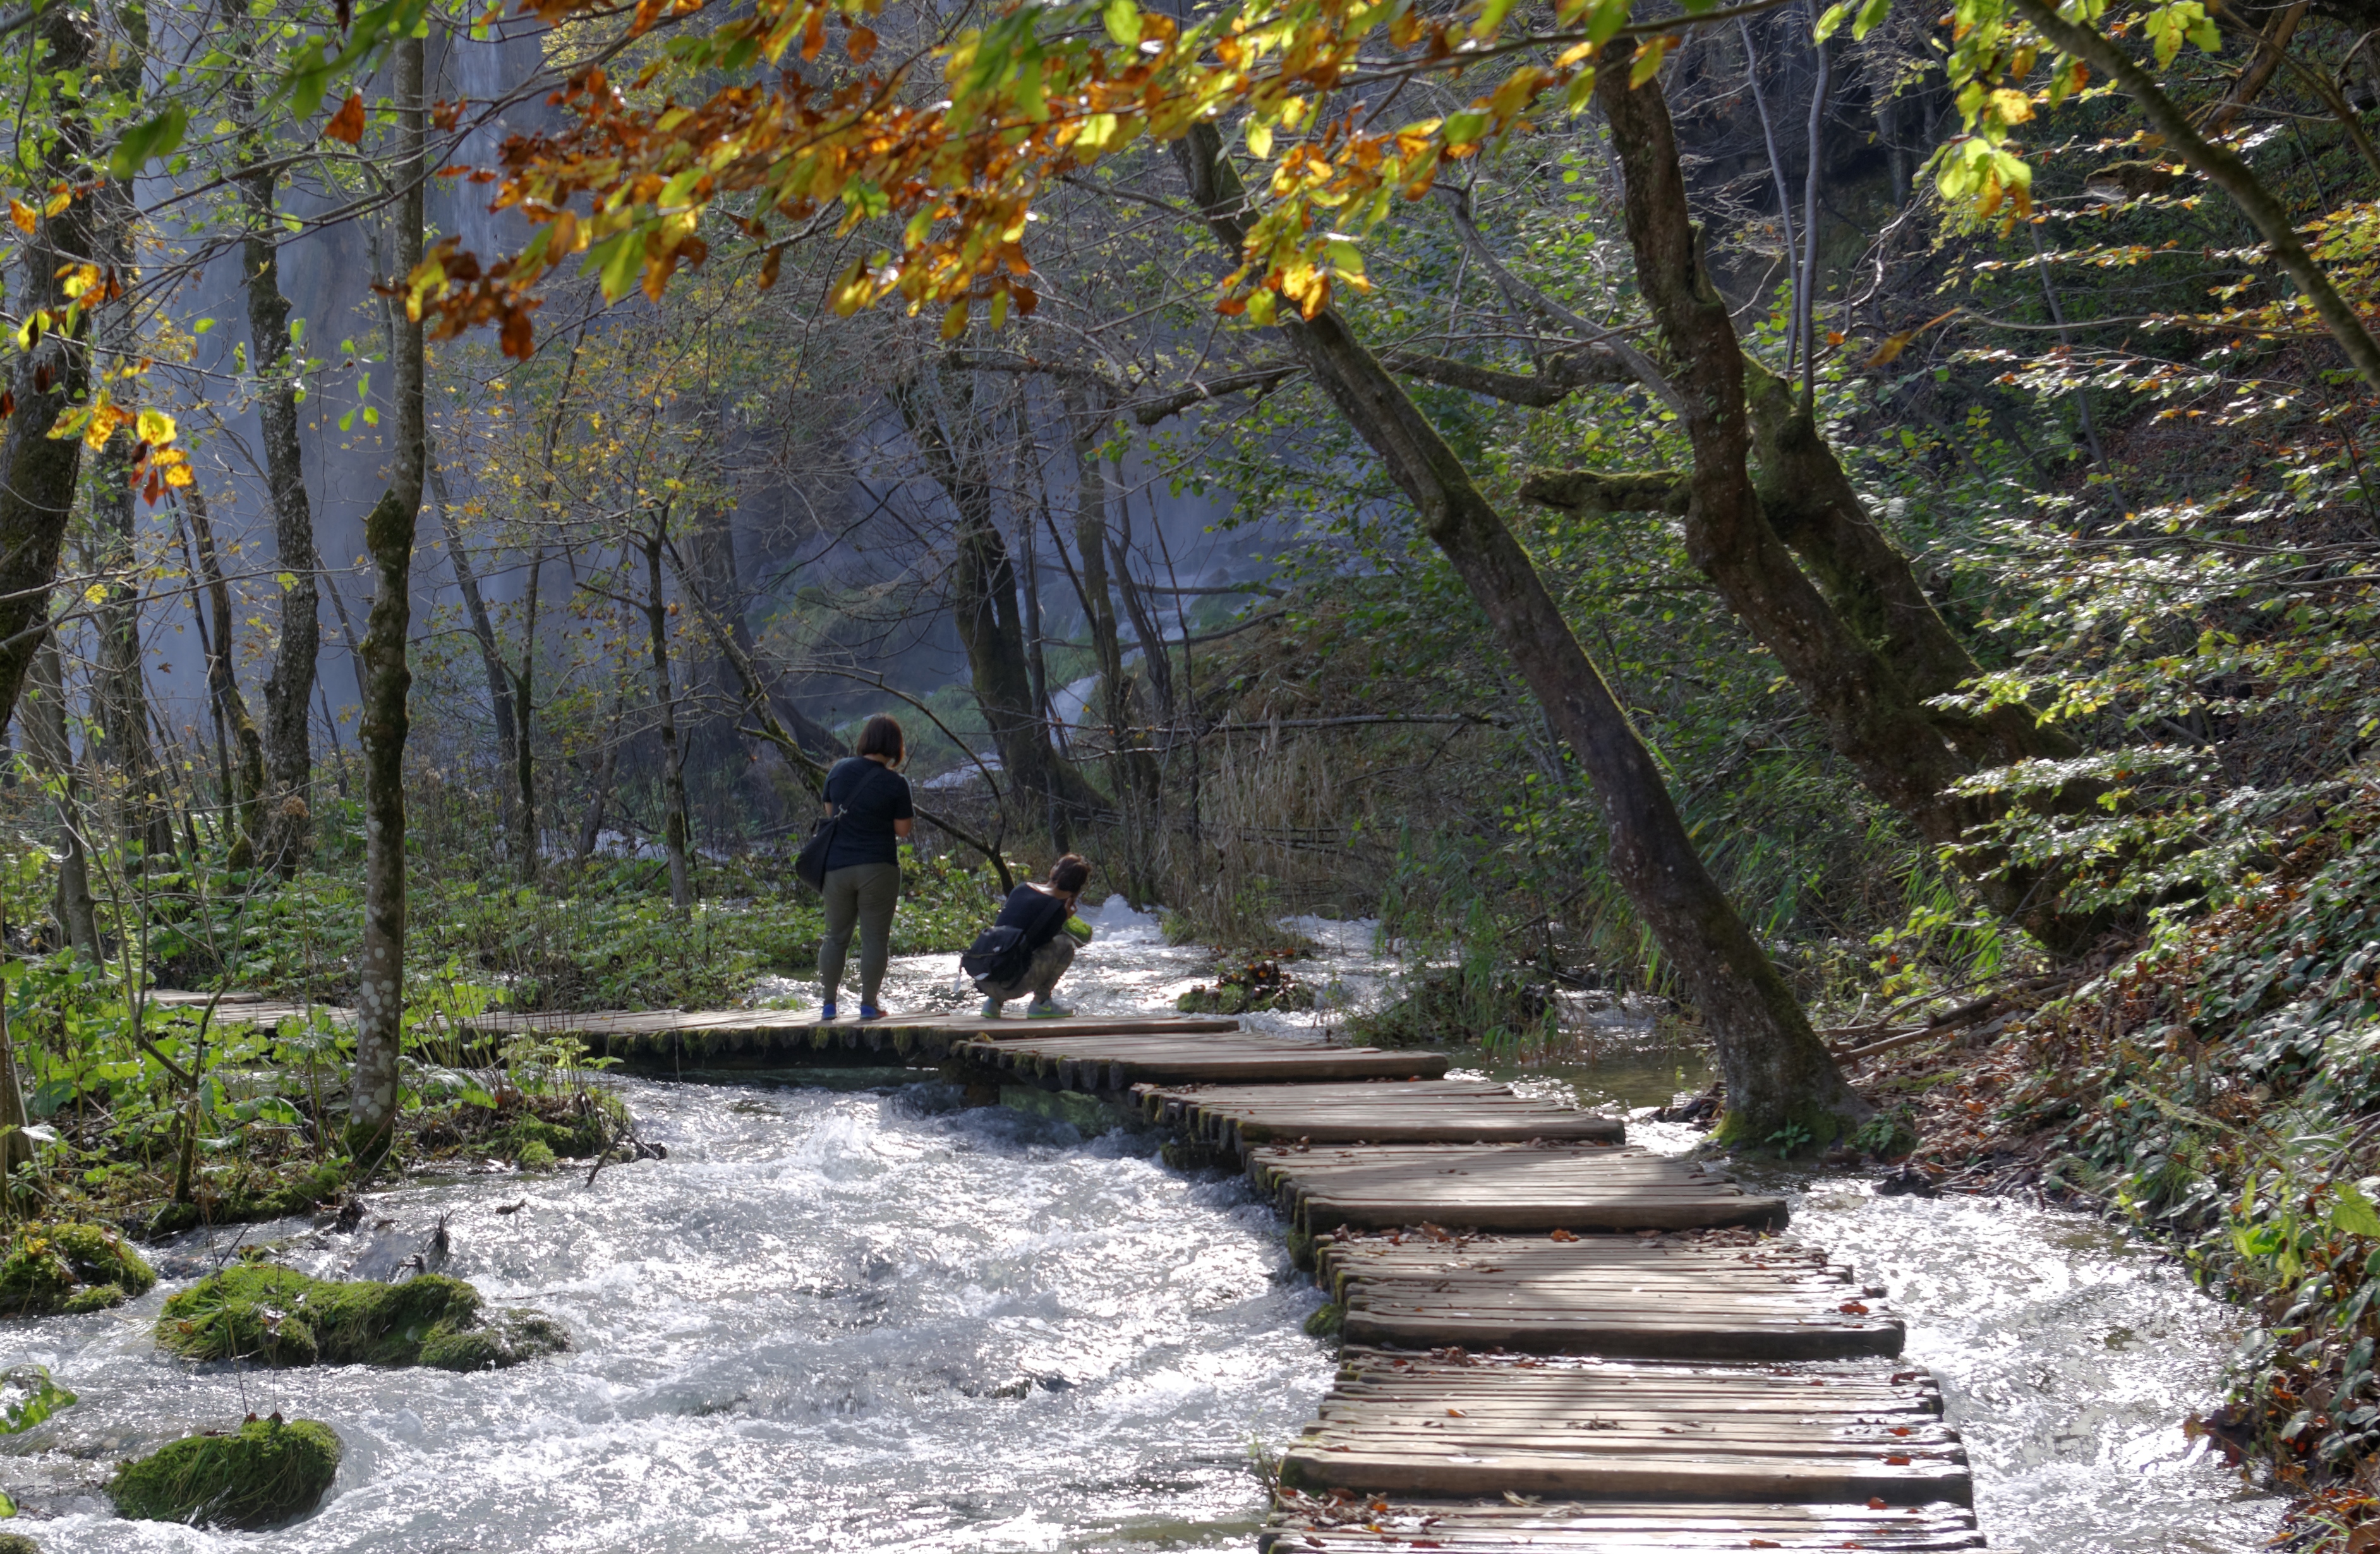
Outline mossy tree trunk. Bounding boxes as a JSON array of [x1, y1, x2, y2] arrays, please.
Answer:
[[1591, 58, 2107, 960], [1171, 124, 1868, 1146], [348, 33, 427, 1158]]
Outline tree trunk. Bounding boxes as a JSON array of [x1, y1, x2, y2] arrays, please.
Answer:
[[576, 694, 627, 863], [87, 0, 171, 864], [229, 26, 322, 878], [181, 486, 267, 866], [0, 6, 99, 745], [641, 526, 693, 910], [514, 545, 543, 878], [347, 33, 426, 1160], [893, 370, 1108, 832], [1059, 383, 1161, 903], [1592, 59, 2106, 959], [426, 455, 524, 859], [1173, 123, 1866, 1145], [23, 640, 100, 960], [0, 944, 30, 1180]]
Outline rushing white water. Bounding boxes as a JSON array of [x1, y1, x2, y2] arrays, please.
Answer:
[[0, 903, 2285, 1550]]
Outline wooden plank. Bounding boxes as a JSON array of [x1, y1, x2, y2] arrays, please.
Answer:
[[1253, 1145, 1787, 1235], [1311, 1232, 1900, 1361], [1142, 1078, 1625, 1148], [1281, 1354, 1967, 1507], [953, 1032, 1449, 1089], [1262, 1495, 1984, 1551]]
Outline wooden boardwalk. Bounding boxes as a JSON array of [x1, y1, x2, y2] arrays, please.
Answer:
[[1313, 1232, 1904, 1359], [1250, 1143, 1789, 1234], [1139, 1079, 1622, 1150], [161, 984, 1980, 1546]]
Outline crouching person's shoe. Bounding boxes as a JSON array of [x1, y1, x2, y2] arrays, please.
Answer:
[[1026, 999, 1075, 1020]]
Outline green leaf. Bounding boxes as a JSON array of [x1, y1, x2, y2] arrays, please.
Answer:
[[107, 105, 188, 181], [1102, 0, 1142, 47], [2333, 1179, 2380, 1237]]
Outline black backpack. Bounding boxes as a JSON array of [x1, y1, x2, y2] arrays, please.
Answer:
[[959, 925, 1032, 989]]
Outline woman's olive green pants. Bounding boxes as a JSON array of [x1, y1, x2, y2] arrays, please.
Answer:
[[819, 862, 900, 1008]]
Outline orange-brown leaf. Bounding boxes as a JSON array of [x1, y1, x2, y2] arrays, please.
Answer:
[[324, 93, 367, 145]]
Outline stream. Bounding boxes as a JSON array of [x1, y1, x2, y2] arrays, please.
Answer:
[[0, 901, 2284, 1550]]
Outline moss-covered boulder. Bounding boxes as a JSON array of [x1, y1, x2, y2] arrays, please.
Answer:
[[155, 1267, 566, 1371], [0, 1532, 40, 1553], [109, 1416, 340, 1529], [0, 1223, 158, 1317]]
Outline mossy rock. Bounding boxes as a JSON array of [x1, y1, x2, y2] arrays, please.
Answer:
[[146, 1160, 350, 1238], [515, 1140, 557, 1171], [0, 1223, 159, 1317], [1303, 1301, 1344, 1338], [109, 1416, 340, 1529], [0, 1533, 40, 1553], [504, 1115, 604, 1162], [155, 1267, 566, 1371], [418, 1308, 571, 1372]]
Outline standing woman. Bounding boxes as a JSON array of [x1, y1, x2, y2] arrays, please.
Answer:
[[817, 715, 914, 1020]]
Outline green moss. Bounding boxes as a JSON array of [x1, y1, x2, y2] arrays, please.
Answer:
[[0, 1223, 158, 1317], [418, 1308, 570, 1371], [514, 1140, 557, 1171], [505, 1115, 603, 1162], [0, 1533, 39, 1553], [109, 1417, 340, 1529], [1302, 1301, 1344, 1338], [155, 1267, 566, 1371]]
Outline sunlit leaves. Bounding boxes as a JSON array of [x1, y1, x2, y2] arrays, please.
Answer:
[[406, 0, 1628, 355]]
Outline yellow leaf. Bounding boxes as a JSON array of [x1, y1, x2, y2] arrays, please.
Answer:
[[1987, 88, 2033, 124], [939, 298, 969, 339], [1246, 119, 1274, 159], [8, 200, 33, 235], [135, 407, 175, 445]]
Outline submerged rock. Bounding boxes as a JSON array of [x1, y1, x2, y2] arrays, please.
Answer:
[[0, 1223, 159, 1317], [154, 1266, 567, 1371], [0, 1532, 39, 1553], [109, 1416, 341, 1529]]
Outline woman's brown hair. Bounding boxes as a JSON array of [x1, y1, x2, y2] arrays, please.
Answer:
[[856, 714, 905, 765], [1048, 853, 1090, 894]]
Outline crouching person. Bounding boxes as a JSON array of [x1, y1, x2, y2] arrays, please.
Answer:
[[964, 855, 1095, 1019]]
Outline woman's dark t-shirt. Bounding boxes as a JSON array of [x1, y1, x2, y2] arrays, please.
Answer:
[[992, 883, 1073, 953], [822, 757, 914, 870]]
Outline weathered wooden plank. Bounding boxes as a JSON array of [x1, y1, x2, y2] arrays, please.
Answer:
[[1252, 1145, 1788, 1234], [1283, 1354, 1967, 1507], [1141, 1078, 1625, 1149], [1261, 1495, 1984, 1551]]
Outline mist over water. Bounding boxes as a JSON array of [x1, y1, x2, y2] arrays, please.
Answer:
[[0, 907, 2283, 1550]]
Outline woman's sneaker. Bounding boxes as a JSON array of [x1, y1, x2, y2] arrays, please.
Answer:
[[819, 1004, 838, 1021], [858, 1004, 888, 1021], [1026, 999, 1075, 1020], [979, 996, 1006, 1020]]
